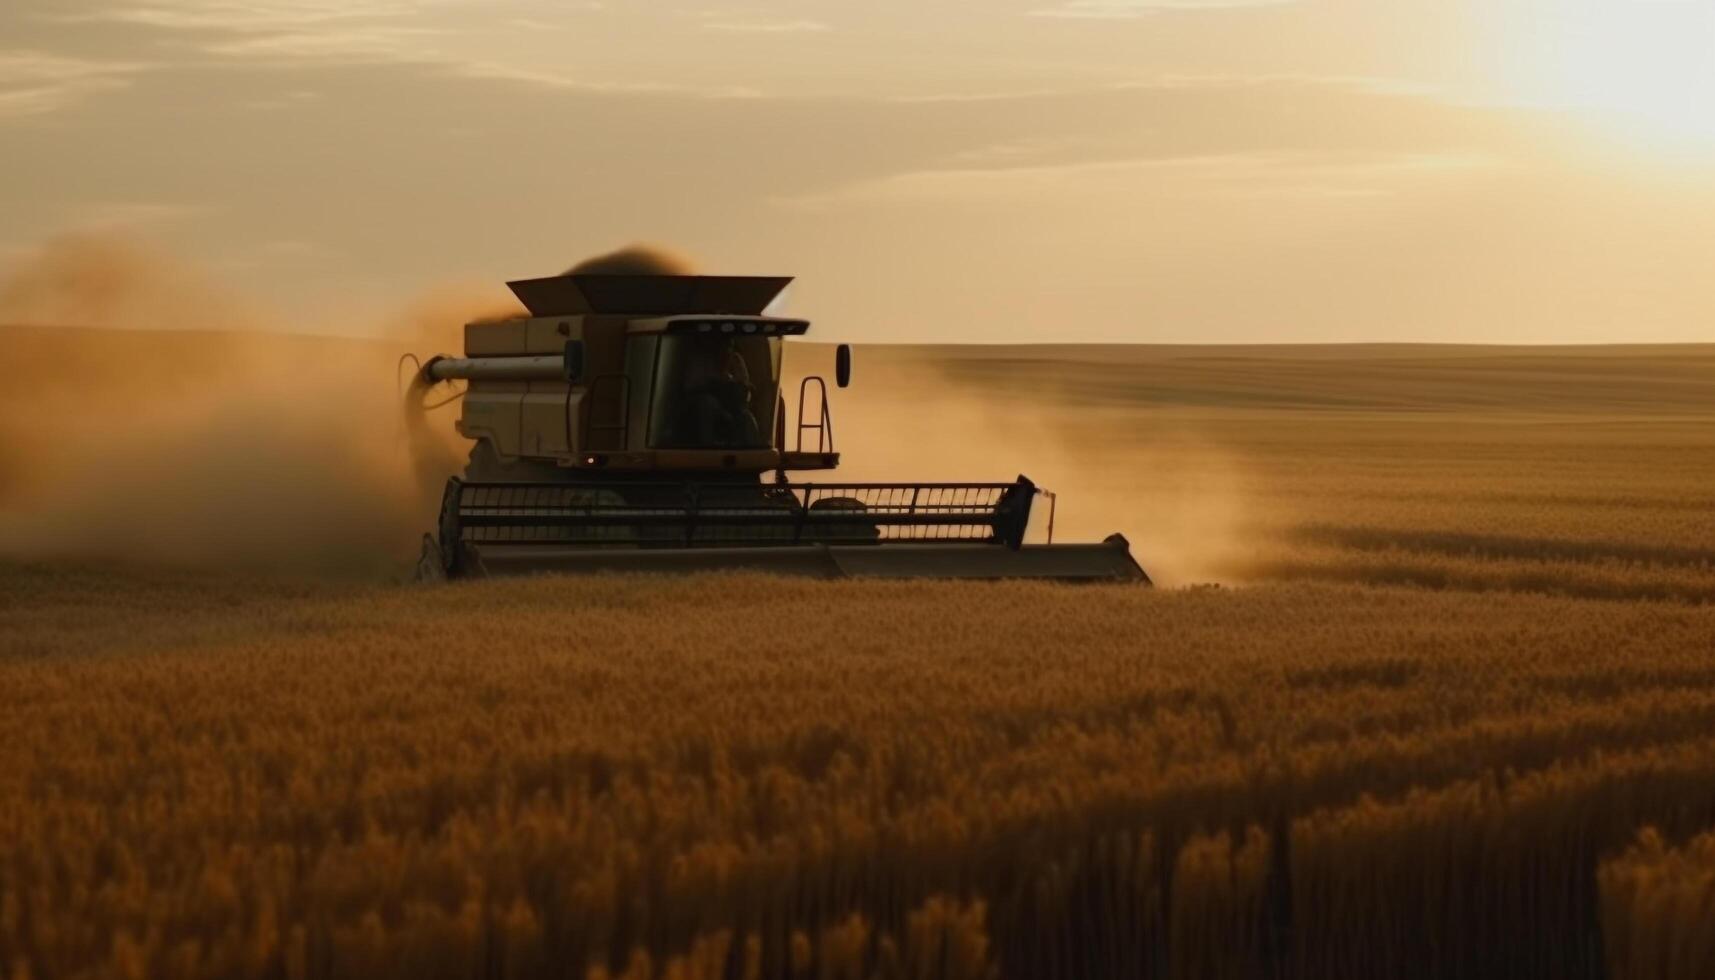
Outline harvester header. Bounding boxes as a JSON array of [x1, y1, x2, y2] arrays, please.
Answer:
[[409, 269, 1148, 583]]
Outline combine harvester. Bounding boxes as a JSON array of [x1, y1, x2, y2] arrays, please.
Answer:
[[410, 272, 1148, 583]]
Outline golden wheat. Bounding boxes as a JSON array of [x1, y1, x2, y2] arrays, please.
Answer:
[[1599, 828, 1715, 980], [4, 564, 1715, 979], [5, 339, 1715, 978]]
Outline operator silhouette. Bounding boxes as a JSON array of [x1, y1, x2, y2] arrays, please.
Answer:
[[680, 337, 762, 448]]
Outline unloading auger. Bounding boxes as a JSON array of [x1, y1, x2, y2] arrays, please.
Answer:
[[410, 272, 1148, 583]]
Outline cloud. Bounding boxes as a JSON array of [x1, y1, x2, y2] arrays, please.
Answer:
[[0, 50, 146, 118], [53, 1, 711, 92], [65, 1, 426, 32], [453, 61, 762, 99], [703, 19, 831, 34], [242, 87, 321, 110], [889, 73, 1438, 109], [848, 74, 1504, 195], [504, 13, 603, 32], [781, 150, 1504, 210], [1032, 0, 1295, 17], [201, 26, 445, 64], [63, 200, 206, 231], [1121, 73, 1442, 98], [57, 1, 486, 67], [947, 135, 1113, 165]]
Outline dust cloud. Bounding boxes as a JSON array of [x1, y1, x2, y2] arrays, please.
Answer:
[[787, 350, 1255, 586], [0, 237, 1252, 584], [564, 244, 698, 277], [0, 236, 269, 334], [0, 236, 475, 576], [0, 239, 706, 577]]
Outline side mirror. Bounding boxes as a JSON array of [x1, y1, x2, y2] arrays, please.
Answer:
[[563, 340, 585, 382], [835, 343, 852, 389]]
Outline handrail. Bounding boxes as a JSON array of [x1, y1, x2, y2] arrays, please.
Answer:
[[795, 376, 834, 453], [819, 389, 834, 453]]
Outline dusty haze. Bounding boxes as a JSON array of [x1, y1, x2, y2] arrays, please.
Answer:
[[0, 239, 472, 575], [0, 238, 1243, 582], [5, 3, 1715, 344], [8, 238, 1708, 588]]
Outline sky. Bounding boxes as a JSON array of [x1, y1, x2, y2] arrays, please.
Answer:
[[1, 0, 1712, 343]]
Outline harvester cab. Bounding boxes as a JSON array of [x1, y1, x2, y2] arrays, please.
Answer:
[[413, 273, 1148, 583]]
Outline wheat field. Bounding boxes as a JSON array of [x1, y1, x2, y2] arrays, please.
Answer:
[[3, 336, 1715, 979]]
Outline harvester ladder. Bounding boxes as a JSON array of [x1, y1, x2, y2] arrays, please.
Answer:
[[588, 373, 630, 451]]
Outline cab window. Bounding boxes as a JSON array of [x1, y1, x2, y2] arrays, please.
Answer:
[[648, 334, 780, 449]]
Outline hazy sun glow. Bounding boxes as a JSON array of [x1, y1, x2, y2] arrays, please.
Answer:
[[1507, 0, 1715, 148], [4, 0, 1715, 342]]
